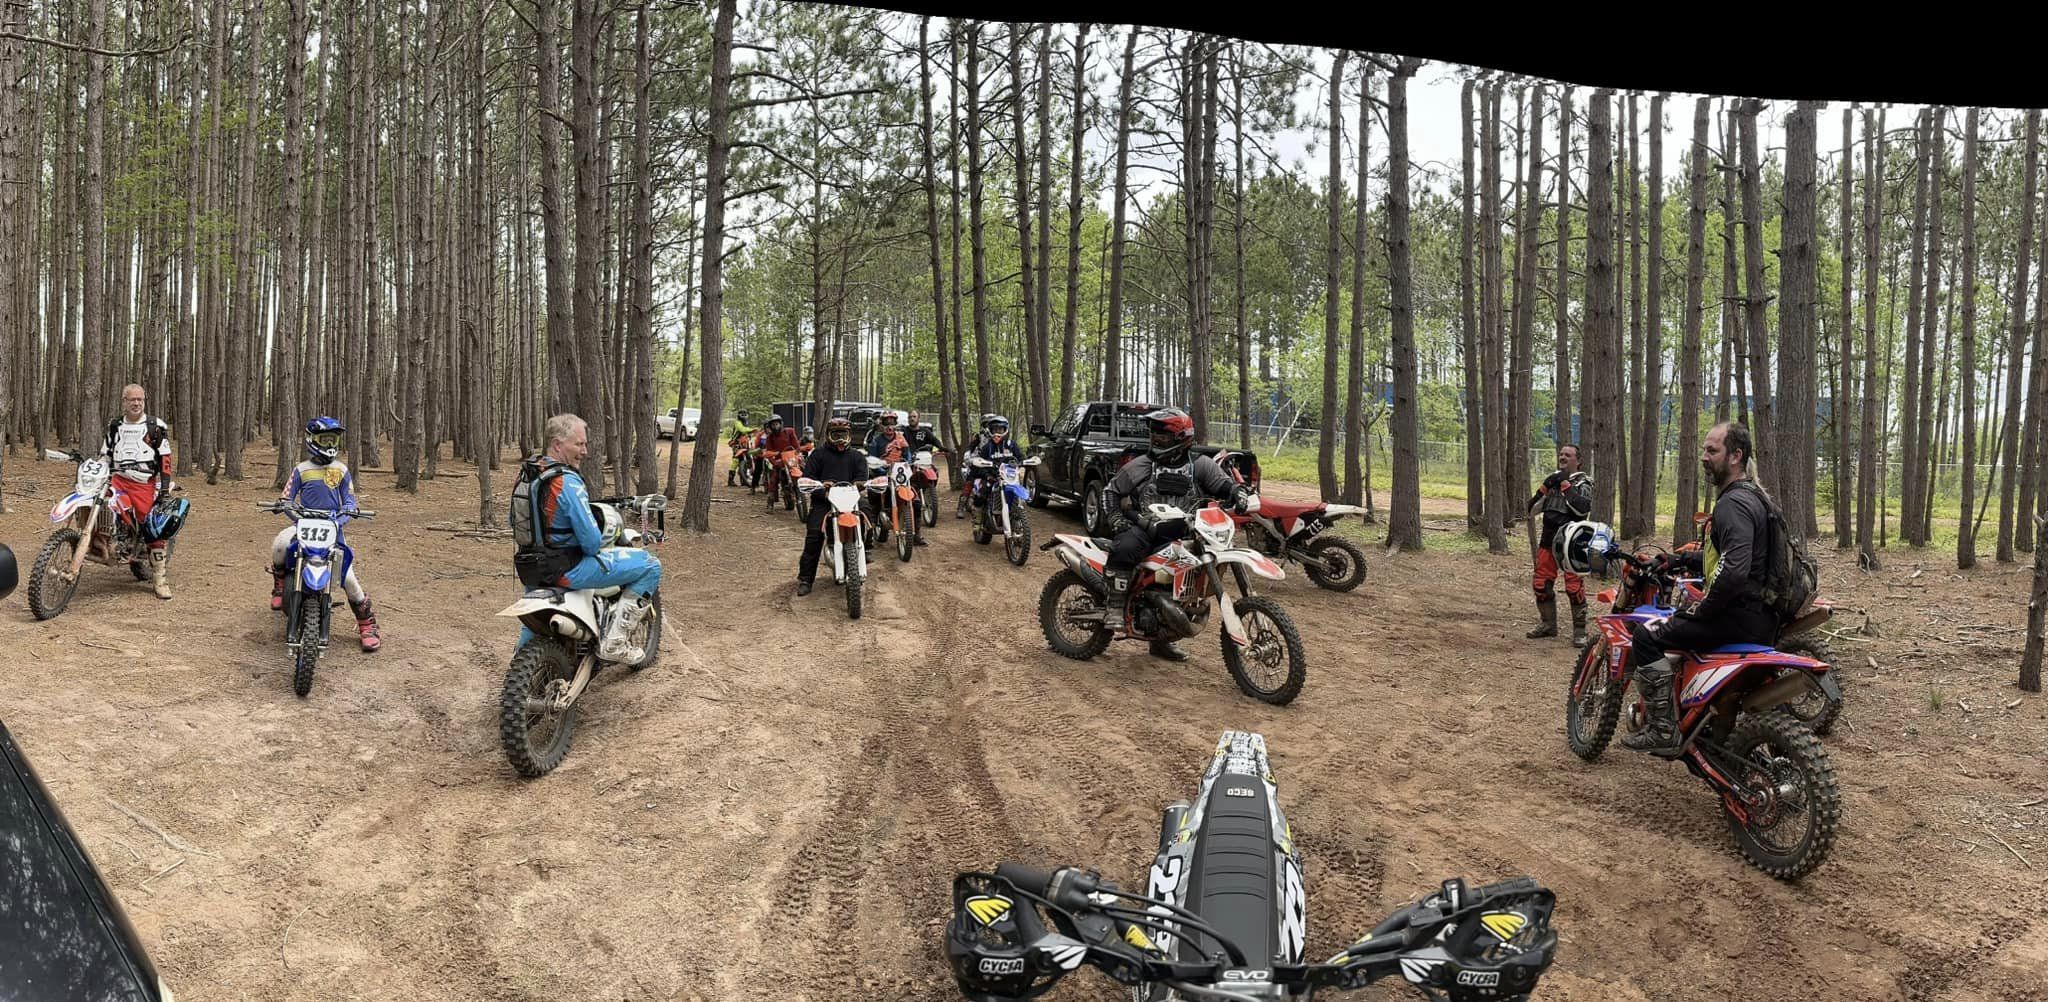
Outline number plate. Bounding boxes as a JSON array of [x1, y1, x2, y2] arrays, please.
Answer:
[[1298, 514, 1327, 538], [296, 517, 339, 546], [1001, 464, 1021, 486]]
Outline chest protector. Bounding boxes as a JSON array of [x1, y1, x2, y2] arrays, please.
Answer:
[[1136, 460, 1202, 516], [511, 457, 580, 588]]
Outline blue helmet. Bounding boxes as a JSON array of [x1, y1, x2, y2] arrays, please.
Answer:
[[305, 415, 345, 464]]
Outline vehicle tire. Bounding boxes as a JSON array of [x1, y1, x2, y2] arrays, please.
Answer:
[[500, 637, 580, 778], [1082, 480, 1105, 536], [1026, 469, 1050, 508], [1564, 638, 1624, 761], [1722, 711, 1841, 881], [1220, 596, 1307, 705], [921, 486, 938, 527], [1302, 535, 1369, 592], [1039, 569, 1112, 660], [897, 502, 915, 562], [28, 528, 83, 621]]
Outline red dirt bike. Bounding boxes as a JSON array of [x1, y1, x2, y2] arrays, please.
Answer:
[[1565, 536, 1844, 880], [766, 448, 802, 512], [911, 448, 943, 529], [1039, 497, 1307, 705], [729, 433, 759, 490], [1212, 449, 1368, 591]]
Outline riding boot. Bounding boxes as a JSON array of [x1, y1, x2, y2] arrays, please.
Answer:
[[1102, 571, 1131, 628], [1148, 640, 1191, 662], [349, 596, 382, 653], [1621, 656, 1683, 754], [598, 592, 652, 663], [270, 568, 288, 611], [1525, 598, 1558, 638], [1570, 599, 1589, 647], [148, 547, 172, 600]]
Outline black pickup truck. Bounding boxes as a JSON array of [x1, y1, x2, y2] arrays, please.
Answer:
[[1025, 401, 1258, 534]]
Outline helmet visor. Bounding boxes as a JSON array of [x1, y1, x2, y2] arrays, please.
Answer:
[[311, 431, 344, 451]]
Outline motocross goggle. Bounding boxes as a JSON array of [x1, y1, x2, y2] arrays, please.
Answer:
[[828, 428, 852, 445], [309, 431, 344, 451]]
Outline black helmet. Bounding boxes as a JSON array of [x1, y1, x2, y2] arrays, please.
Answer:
[[946, 873, 1062, 1002], [736, 409, 751, 424], [1143, 407, 1195, 465], [305, 415, 345, 464]]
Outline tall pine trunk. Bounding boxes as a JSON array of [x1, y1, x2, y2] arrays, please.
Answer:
[[1343, 66, 1370, 506], [1737, 100, 1774, 488], [1857, 109, 1886, 566], [1059, 25, 1088, 415], [680, 0, 733, 533], [1585, 90, 1617, 525], [1675, 98, 1709, 543], [1461, 79, 1481, 531], [1386, 58, 1424, 551], [1776, 101, 1819, 542], [1318, 51, 1347, 501], [1958, 109, 1980, 569], [1104, 28, 1136, 402], [1997, 110, 2039, 561]]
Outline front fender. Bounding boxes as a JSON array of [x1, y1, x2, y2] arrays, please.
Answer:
[[51, 493, 93, 523], [1212, 548, 1285, 581], [300, 561, 333, 594]]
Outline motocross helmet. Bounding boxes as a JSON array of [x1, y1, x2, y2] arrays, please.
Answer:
[[826, 417, 853, 447], [146, 494, 191, 543], [592, 503, 624, 548], [986, 415, 1010, 443], [766, 414, 784, 429], [1555, 519, 1614, 575], [879, 410, 899, 428], [305, 415, 345, 464], [1143, 407, 1195, 465], [946, 873, 1061, 1001], [736, 409, 750, 425], [0, 542, 17, 601], [801, 425, 815, 441]]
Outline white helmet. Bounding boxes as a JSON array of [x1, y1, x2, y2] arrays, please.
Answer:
[[593, 503, 624, 548], [1555, 520, 1614, 575]]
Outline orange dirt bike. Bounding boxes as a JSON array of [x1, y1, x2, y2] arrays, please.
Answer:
[[766, 449, 803, 512]]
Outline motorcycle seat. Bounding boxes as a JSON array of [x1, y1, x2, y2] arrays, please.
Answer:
[[522, 587, 569, 602], [1702, 643, 1773, 654], [1253, 498, 1322, 521], [590, 586, 623, 599]]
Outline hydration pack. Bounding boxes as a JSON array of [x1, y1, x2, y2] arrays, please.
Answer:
[[511, 456, 579, 588]]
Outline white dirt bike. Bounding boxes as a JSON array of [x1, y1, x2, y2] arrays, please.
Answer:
[[29, 449, 182, 620], [800, 476, 876, 620], [495, 494, 667, 778]]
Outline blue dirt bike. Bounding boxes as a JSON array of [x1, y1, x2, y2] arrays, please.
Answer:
[[967, 455, 1041, 567], [257, 499, 375, 698]]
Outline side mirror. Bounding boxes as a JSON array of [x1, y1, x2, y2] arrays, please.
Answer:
[[1029, 424, 1049, 437]]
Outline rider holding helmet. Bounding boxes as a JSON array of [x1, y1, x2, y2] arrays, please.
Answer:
[[796, 418, 872, 596], [1526, 443, 1593, 645], [1098, 407, 1247, 662], [99, 384, 176, 599], [270, 416, 380, 652]]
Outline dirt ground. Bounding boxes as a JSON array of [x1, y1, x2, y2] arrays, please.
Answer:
[[2, 441, 2044, 1002]]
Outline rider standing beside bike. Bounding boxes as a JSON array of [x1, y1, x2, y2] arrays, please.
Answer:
[[1624, 421, 1775, 753], [1526, 443, 1593, 646], [515, 414, 662, 662], [725, 409, 755, 487], [760, 414, 800, 509], [1098, 407, 1246, 662], [796, 418, 870, 596], [269, 416, 381, 652], [99, 384, 174, 600]]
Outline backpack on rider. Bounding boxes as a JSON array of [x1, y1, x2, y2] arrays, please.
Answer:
[[511, 457, 580, 589], [1727, 480, 1819, 627]]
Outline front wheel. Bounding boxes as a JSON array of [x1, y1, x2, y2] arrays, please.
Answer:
[[293, 594, 322, 697], [1774, 636, 1841, 736], [28, 528, 84, 621], [845, 566, 865, 619], [1004, 501, 1031, 566], [628, 589, 664, 672], [1564, 637, 1625, 761], [1221, 596, 1307, 705], [896, 501, 914, 562], [1302, 535, 1368, 592], [1721, 711, 1842, 880], [1039, 568, 1112, 660], [500, 637, 580, 778]]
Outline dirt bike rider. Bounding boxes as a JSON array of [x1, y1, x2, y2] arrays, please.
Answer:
[[725, 409, 756, 486], [957, 414, 1002, 517], [1622, 420, 1775, 754], [796, 417, 871, 597], [798, 425, 816, 452], [865, 410, 908, 460], [902, 409, 947, 456], [99, 384, 176, 600], [269, 416, 380, 652], [963, 415, 1024, 511], [1099, 407, 1248, 663], [760, 414, 801, 508], [514, 414, 663, 663], [1526, 443, 1593, 645]]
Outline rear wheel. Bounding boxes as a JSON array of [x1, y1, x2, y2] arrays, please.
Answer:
[[1221, 596, 1307, 705], [1038, 569, 1112, 660], [1565, 637, 1625, 761], [1722, 711, 1841, 880], [28, 528, 83, 621], [1302, 535, 1368, 591], [1773, 636, 1841, 736], [1004, 501, 1031, 566], [500, 637, 580, 778], [920, 486, 938, 527]]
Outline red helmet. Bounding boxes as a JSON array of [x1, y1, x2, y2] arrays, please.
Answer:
[[826, 417, 854, 446], [1144, 408, 1195, 464]]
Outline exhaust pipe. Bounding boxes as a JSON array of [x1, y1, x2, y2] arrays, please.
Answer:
[[1055, 547, 1106, 593], [1740, 671, 1821, 714], [1148, 592, 1195, 639]]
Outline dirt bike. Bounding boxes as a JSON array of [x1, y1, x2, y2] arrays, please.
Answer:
[[1655, 567, 1843, 735], [887, 456, 921, 563], [730, 435, 760, 490], [1040, 497, 1307, 705], [912, 448, 942, 529], [495, 494, 667, 778], [947, 730, 1559, 1002], [257, 499, 376, 698], [800, 475, 876, 620], [968, 455, 1038, 567], [769, 449, 802, 512], [28, 449, 186, 620], [1566, 542, 1844, 880]]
